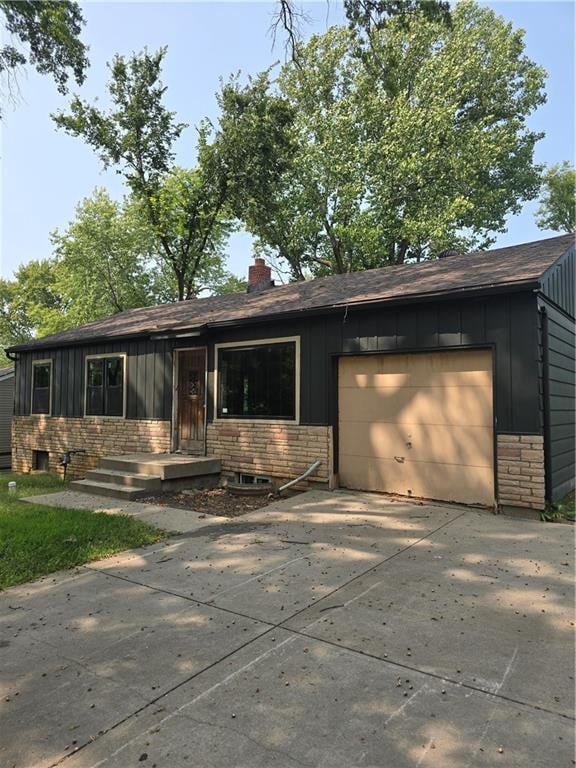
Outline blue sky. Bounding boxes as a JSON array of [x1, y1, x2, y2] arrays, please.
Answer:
[[1, 1, 574, 281]]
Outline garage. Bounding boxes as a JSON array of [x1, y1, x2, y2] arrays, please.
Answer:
[[338, 349, 495, 506]]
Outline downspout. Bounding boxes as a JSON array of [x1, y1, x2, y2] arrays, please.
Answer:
[[538, 305, 552, 504], [4, 350, 17, 362], [277, 460, 322, 495]]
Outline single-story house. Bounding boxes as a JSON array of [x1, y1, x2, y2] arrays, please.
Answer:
[[0, 365, 15, 470], [5, 233, 575, 513]]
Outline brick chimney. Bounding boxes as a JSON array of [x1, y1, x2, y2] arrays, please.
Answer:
[[247, 257, 274, 293]]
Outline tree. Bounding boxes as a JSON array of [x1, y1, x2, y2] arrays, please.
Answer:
[[0, 260, 62, 356], [226, 2, 546, 277], [535, 162, 575, 233], [53, 48, 231, 300], [0, 1, 88, 112], [49, 188, 169, 331], [271, 0, 450, 59]]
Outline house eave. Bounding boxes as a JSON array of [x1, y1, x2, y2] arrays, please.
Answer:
[[6, 278, 540, 354]]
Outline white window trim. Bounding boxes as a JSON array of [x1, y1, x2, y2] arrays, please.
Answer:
[[84, 353, 127, 419], [30, 359, 53, 416], [214, 336, 301, 425]]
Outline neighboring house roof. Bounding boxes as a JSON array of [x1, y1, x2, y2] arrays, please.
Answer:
[[7, 233, 574, 352], [0, 366, 14, 381]]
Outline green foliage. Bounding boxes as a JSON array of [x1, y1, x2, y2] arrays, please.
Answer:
[[224, 2, 546, 278], [149, 166, 233, 298], [0, 260, 62, 357], [53, 47, 184, 194], [535, 162, 576, 234], [0, 1, 88, 111], [541, 493, 576, 523], [208, 72, 301, 274], [344, 0, 451, 34], [211, 273, 248, 295], [53, 48, 232, 300], [49, 189, 170, 331], [0, 472, 166, 589]]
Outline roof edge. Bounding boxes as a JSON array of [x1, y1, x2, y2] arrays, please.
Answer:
[[6, 278, 540, 354]]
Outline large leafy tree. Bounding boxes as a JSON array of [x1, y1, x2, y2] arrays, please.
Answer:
[[535, 162, 575, 234], [0, 1, 88, 112], [0, 260, 62, 359], [50, 188, 168, 328], [53, 48, 231, 300], [227, 1, 546, 277]]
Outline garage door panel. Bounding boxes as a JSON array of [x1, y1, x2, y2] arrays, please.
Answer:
[[338, 384, 493, 428], [338, 350, 494, 506], [339, 422, 493, 468], [339, 351, 492, 388], [339, 455, 494, 506]]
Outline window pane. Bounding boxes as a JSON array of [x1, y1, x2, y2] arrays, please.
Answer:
[[32, 388, 49, 414], [88, 360, 103, 387], [85, 357, 124, 416], [218, 342, 296, 419], [33, 364, 50, 389], [86, 387, 104, 416], [32, 363, 51, 414], [106, 358, 123, 388], [106, 387, 123, 416]]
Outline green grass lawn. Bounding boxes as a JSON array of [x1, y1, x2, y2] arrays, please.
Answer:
[[0, 472, 167, 590]]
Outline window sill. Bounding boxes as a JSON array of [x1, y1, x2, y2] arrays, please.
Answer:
[[213, 417, 300, 425]]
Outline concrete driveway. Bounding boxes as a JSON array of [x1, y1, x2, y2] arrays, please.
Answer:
[[1, 491, 574, 768]]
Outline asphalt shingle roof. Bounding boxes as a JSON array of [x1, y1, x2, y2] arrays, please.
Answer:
[[7, 233, 574, 352]]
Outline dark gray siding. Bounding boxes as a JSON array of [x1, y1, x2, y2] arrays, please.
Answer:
[[538, 298, 575, 502], [540, 242, 575, 318], [298, 292, 540, 434], [14, 339, 173, 421], [0, 374, 14, 468], [13, 291, 541, 436]]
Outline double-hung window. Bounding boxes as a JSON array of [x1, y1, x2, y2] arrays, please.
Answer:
[[31, 360, 52, 415], [216, 338, 299, 421], [85, 356, 125, 417]]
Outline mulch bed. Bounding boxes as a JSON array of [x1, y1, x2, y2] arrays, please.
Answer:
[[140, 487, 273, 518]]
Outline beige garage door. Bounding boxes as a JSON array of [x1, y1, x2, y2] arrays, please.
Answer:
[[338, 350, 495, 506]]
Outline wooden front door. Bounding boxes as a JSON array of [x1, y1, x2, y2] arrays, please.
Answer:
[[176, 349, 206, 454]]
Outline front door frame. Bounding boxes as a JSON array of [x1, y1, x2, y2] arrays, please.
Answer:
[[171, 346, 208, 454]]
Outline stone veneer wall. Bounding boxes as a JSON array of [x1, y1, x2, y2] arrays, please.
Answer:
[[206, 422, 333, 488], [12, 416, 171, 479], [497, 434, 546, 511]]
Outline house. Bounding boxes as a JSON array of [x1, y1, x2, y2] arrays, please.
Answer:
[[0, 365, 14, 470], [5, 233, 575, 514]]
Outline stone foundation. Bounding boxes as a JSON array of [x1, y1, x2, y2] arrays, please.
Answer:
[[12, 416, 171, 479], [497, 434, 545, 511], [206, 422, 333, 489]]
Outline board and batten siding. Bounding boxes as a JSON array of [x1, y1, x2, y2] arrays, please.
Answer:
[[540, 242, 575, 319], [538, 297, 575, 502], [13, 291, 540, 437], [299, 291, 540, 435], [0, 373, 14, 469], [14, 340, 174, 421]]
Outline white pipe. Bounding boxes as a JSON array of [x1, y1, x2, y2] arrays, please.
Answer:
[[277, 460, 321, 494]]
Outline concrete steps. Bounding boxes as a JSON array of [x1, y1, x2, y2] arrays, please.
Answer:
[[85, 468, 162, 490], [70, 479, 149, 500], [99, 454, 221, 480], [71, 453, 221, 500]]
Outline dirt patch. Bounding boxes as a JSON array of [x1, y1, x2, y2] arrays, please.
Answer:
[[140, 487, 273, 518]]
